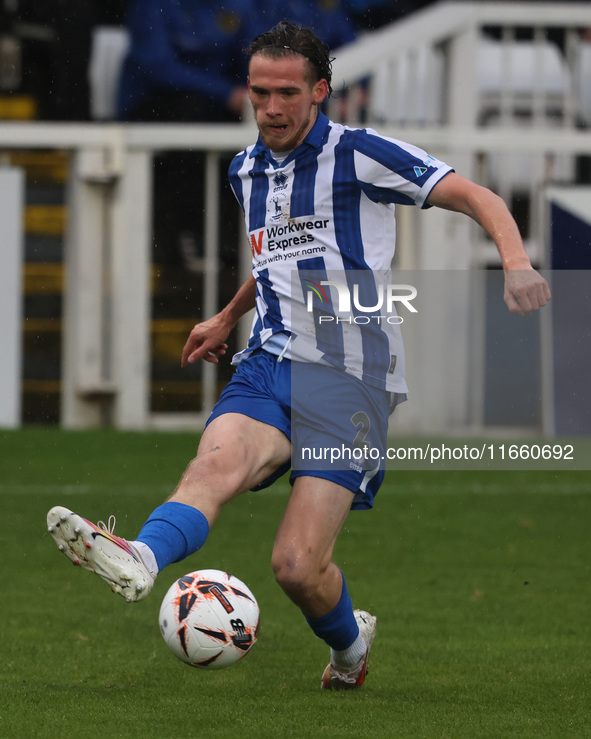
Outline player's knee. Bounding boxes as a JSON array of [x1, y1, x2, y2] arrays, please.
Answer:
[[183, 454, 246, 496], [271, 550, 319, 601]]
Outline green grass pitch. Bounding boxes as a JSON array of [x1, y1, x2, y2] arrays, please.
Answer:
[[1, 428, 590, 738]]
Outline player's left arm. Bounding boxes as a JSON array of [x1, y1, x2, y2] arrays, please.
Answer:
[[426, 172, 551, 315]]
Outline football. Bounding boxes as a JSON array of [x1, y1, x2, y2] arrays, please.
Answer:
[[159, 569, 260, 669]]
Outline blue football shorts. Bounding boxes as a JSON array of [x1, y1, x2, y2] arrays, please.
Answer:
[[206, 349, 405, 510]]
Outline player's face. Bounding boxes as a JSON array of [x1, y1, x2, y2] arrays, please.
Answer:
[[248, 53, 328, 152]]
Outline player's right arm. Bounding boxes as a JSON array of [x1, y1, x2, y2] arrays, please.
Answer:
[[181, 275, 257, 367], [426, 172, 551, 316]]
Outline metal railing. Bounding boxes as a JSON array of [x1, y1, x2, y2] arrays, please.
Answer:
[[331, 1, 591, 129]]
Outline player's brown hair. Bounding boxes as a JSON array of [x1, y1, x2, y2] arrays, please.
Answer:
[[247, 21, 333, 96]]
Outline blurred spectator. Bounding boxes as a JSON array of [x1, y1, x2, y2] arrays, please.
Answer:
[[261, 0, 357, 50], [117, 0, 254, 123], [116, 0, 260, 271]]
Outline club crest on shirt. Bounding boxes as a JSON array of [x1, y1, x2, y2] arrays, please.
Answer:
[[268, 191, 289, 222]]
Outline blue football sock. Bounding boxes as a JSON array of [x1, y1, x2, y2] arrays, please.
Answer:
[[304, 573, 359, 651], [136, 501, 209, 571]]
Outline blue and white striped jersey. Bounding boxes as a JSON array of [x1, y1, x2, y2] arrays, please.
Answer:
[[228, 111, 453, 392]]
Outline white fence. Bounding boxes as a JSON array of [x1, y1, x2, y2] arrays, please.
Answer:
[[331, 1, 591, 129], [0, 168, 24, 428], [1, 1, 591, 433]]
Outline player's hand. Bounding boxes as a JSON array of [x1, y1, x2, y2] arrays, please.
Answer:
[[503, 268, 551, 316], [181, 316, 230, 367]]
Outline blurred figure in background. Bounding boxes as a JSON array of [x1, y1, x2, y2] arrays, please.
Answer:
[[117, 0, 252, 123], [261, 0, 357, 51], [116, 0, 258, 271]]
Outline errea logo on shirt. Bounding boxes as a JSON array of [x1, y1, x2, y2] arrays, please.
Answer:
[[273, 172, 288, 190]]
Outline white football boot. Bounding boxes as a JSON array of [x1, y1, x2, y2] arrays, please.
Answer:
[[47, 506, 154, 602], [321, 609, 377, 690]]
